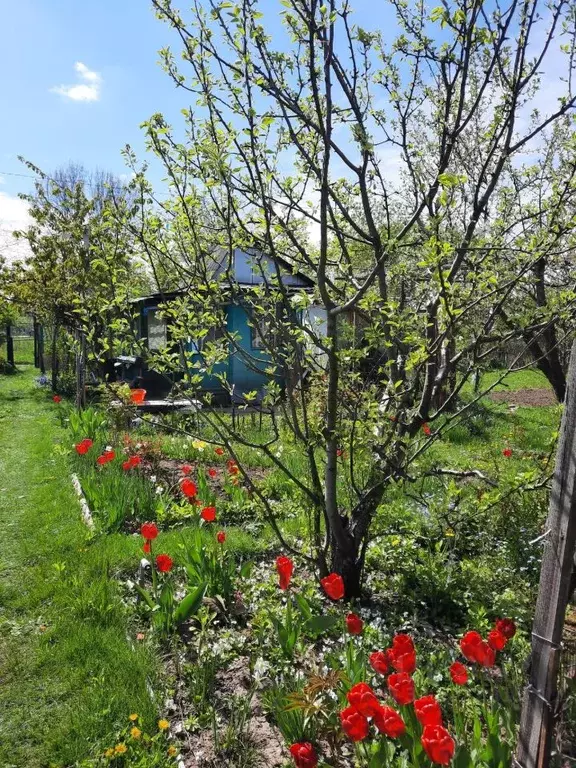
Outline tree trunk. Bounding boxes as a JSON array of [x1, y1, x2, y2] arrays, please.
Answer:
[[330, 528, 362, 598], [535, 353, 566, 403], [51, 323, 59, 392]]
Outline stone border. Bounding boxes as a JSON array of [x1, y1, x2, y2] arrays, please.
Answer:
[[71, 473, 95, 530]]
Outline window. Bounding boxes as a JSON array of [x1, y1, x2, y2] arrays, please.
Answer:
[[250, 318, 273, 349], [147, 309, 167, 350]]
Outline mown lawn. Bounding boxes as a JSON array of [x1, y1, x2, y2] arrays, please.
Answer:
[[0, 368, 159, 768]]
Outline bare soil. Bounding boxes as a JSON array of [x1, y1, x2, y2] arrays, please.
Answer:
[[489, 388, 557, 407]]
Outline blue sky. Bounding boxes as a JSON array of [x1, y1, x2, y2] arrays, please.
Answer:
[[0, 0, 389, 259]]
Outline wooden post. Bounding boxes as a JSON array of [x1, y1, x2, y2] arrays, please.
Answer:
[[6, 323, 14, 368], [38, 324, 45, 374], [75, 330, 86, 409], [516, 339, 576, 767]]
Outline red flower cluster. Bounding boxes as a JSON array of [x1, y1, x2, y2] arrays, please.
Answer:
[[459, 618, 515, 667], [208, 468, 218, 478], [320, 573, 344, 600], [96, 450, 115, 466], [181, 478, 198, 498], [289, 742, 317, 768], [217, 531, 226, 544], [340, 681, 406, 744], [53, 395, 62, 403], [502, 447, 513, 457], [276, 556, 294, 590], [75, 438, 93, 455], [122, 455, 141, 471], [201, 506, 216, 522], [227, 459, 239, 475]]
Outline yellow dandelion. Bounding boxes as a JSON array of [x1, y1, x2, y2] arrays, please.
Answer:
[[104, 748, 114, 758], [129, 713, 139, 721], [114, 743, 128, 754], [130, 727, 142, 739], [168, 745, 178, 757], [445, 528, 455, 537], [158, 719, 170, 731]]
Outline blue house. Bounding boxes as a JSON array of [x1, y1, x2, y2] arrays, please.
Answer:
[[131, 249, 316, 405]]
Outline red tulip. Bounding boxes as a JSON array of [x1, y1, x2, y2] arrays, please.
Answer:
[[228, 463, 239, 476], [421, 724, 455, 765], [373, 705, 406, 738], [96, 450, 115, 465], [414, 695, 443, 727], [216, 531, 226, 544], [340, 706, 369, 742], [488, 629, 508, 651], [346, 682, 380, 718], [449, 661, 468, 685], [75, 439, 93, 455], [476, 641, 496, 667], [422, 422, 431, 436], [122, 460, 132, 471], [289, 742, 318, 768], [495, 618, 516, 639], [141, 522, 159, 541], [390, 647, 417, 675], [181, 478, 198, 498], [155, 554, 173, 573], [346, 613, 363, 635], [208, 468, 217, 478], [129, 456, 141, 468], [459, 631, 483, 663], [387, 673, 415, 706], [201, 506, 216, 522], [392, 633, 415, 652], [320, 573, 345, 600], [182, 464, 192, 475], [369, 651, 389, 675], [276, 556, 294, 590], [502, 447, 512, 457], [53, 395, 62, 403], [215, 447, 225, 456]]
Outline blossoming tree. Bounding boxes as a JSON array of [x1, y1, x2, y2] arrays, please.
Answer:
[[114, 0, 576, 596]]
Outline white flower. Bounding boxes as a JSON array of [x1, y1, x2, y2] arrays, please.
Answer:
[[253, 657, 270, 681], [149, 475, 157, 483], [156, 486, 164, 495]]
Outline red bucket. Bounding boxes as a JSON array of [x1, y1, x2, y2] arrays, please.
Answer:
[[130, 388, 147, 404]]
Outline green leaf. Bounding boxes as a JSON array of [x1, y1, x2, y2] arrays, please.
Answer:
[[304, 615, 339, 635], [134, 584, 156, 611], [174, 582, 207, 625], [294, 593, 312, 621], [240, 560, 254, 578]]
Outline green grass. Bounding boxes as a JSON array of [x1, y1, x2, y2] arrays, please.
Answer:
[[479, 367, 552, 391], [0, 368, 160, 768]]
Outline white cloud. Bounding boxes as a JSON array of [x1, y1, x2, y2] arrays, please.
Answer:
[[0, 192, 32, 264], [51, 61, 102, 102]]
